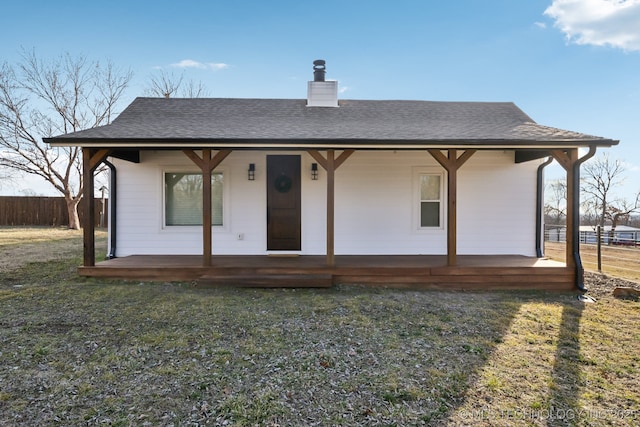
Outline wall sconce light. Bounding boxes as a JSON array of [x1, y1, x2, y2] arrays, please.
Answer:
[[311, 163, 318, 180], [248, 163, 255, 181]]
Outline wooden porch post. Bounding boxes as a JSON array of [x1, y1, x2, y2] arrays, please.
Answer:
[[183, 149, 232, 267], [203, 150, 213, 266], [82, 148, 111, 267], [326, 150, 335, 266], [308, 149, 354, 266], [551, 146, 597, 288], [551, 148, 583, 268], [427, 149, 476, 267]]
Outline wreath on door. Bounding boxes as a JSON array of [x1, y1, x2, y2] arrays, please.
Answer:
[[274, 175, 292, 193]]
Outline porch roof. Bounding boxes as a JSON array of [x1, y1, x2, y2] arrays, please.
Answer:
[[45, 97, 618, 150]]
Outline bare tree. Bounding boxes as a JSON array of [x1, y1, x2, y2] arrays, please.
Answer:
[[146, 69, 183, 98], [0, 50, 132, 229], [182, 79, 209, 98], [581, 153, 640, 243], [608, 193, 640, 229], [146, 69, 210, 98], [544, 178, 567, 225]]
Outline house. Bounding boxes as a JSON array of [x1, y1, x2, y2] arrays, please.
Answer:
[[45, 60, 618, 290]]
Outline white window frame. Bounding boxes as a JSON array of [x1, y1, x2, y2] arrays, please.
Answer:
[[412, 167, 446, 231], [161, 167, 229, 232]]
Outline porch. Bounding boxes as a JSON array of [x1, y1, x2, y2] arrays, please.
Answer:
[[79, 254, 572, 290]]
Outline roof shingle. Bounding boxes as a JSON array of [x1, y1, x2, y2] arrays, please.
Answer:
[[45, 97, 617, 148]]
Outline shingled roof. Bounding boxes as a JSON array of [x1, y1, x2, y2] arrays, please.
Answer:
[[45, 97, 617, 149]]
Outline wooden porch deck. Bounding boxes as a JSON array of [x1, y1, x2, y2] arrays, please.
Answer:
[[79, 255, 574, 290]]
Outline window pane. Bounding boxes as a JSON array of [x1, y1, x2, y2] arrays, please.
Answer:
[[421, 201, 440, 227], [421, 175, 440, 200], [165, 173, 223, 226], [211, 174, 223, 226]]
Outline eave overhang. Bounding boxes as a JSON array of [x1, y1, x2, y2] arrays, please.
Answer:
[[45, 137, 618, 151]]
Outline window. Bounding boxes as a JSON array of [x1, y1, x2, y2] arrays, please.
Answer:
[[419, 173, 443, 228], [165, 172, 223, 226]]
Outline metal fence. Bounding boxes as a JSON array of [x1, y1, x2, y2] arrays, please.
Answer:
[[544, 225, 640, 247]]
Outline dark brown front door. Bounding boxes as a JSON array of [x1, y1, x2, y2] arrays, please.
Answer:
[[267, 155, 301, 250]]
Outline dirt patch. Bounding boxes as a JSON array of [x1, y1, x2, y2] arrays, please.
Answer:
[[583, 271, 640, 299]]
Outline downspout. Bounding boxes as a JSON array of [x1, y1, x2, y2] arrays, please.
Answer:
[[536, 156, 554, 258], [103, 160, 117, 259], [572, 146, 597, 291]]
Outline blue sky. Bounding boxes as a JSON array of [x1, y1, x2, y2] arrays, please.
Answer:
[[2, 0, 639, 199]]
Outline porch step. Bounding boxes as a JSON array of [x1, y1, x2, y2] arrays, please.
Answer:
[[196, 273, 333, 288]]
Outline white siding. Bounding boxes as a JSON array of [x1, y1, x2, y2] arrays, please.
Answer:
[[457, 151, 537, 255], [333, 151, 446, 255], [111, 150, 539, 257]]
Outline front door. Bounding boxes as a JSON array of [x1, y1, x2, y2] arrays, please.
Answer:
[[267, 155, 301, 250]]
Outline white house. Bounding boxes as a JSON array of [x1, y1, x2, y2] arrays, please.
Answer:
[[45, 61, 618, 290]]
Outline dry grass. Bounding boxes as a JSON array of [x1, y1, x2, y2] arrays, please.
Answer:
[[0, 228, 638, 426], [545, 241, 640, 282], [448, 278, 640, 426], [0, 227, 107, 273], [0, 227, 83, 246]]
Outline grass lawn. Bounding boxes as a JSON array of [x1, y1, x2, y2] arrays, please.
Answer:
[[0, 228, 639, 426]]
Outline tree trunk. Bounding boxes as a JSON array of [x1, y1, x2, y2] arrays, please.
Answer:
[[66, 196, 81, 230], [610, 215, 620, 246]]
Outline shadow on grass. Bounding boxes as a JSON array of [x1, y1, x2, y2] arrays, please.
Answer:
[[547, 300, 585, 427]]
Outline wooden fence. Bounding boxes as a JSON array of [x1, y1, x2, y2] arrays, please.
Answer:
[[0, 196, 108, 227]]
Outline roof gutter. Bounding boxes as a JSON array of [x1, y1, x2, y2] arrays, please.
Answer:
[[103, 160, 117, 259], [572, 146, 597, 291], [44, 140, 617, 150], [536, 156, 554, 258]]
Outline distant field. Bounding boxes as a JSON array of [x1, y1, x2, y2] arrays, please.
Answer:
[[545, 241, 640, 282]]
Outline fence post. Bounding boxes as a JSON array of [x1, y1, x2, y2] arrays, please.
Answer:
[[596, 225, 602, 273]]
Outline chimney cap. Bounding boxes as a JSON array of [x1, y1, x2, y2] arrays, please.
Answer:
[[313, 59, 326, 82]]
